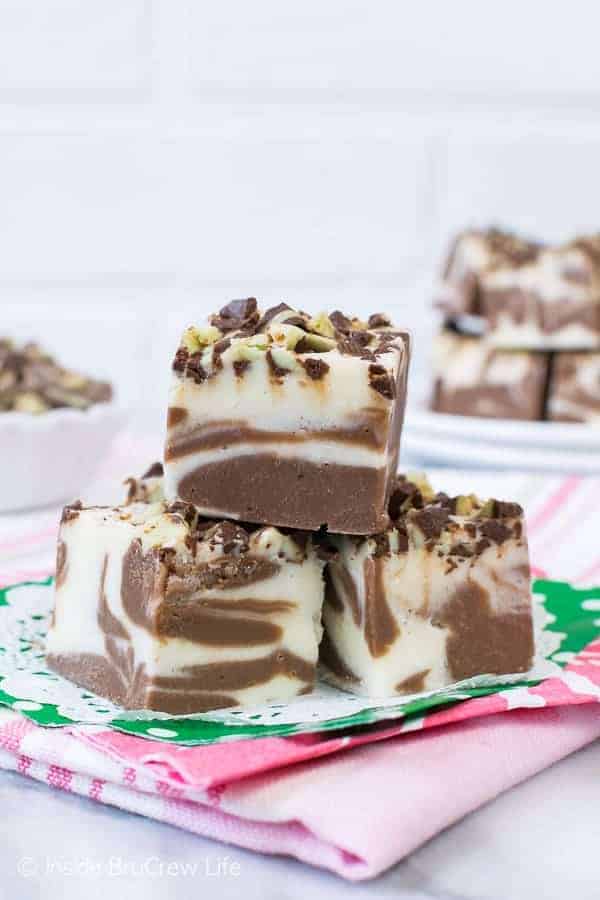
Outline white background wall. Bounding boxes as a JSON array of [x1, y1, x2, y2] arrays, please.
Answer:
[[3, 1, 600, 431]]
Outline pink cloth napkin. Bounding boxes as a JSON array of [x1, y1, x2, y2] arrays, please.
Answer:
[[1, 704, 599, 880]]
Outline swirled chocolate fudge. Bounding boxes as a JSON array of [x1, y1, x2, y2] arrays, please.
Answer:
[[436, 227, 541, 320], [547, 351, 600, 422], [320, 474, 534, 697], [430, 329, 550, 420], [482, 237, 600, 350], [46, 496, 326, 713], [164, 300, 410, 534]]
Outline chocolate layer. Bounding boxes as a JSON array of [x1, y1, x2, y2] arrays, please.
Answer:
[[177, 454, 390, 534], [438, 581, 534, 680]]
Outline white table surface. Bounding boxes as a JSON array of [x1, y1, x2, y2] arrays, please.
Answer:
[[2, 738, 599, 900]]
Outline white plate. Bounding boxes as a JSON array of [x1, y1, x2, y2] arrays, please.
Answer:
[[403, 404, 600, 473], [406, 407, 600, 452]]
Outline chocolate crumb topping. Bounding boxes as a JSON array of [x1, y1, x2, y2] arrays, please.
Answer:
[[165, 500, 196, 526], [368, 364, 396, 399], [412, 507, 451, 541], [185, 352, 208, 385], [233, 359, 250, 378], [266, 349, 288, 379], [210, 298, 259, 333], [61, 500, 83, 524], [329, 310, 354, 334], [256, 302, 292, 332], [493, 500, 523, 518], [206, 521, 250, 555], [338, 331, 372, 356], [480, 520, 512, 545], [282, 315, 308, 329], [368, 313, 392, 329], [172, 346, 189, 374], [448, 542, 474, 558], [142, 461, 164, 479], [212, 338, 232, 369], [301, 358, 330, 380]]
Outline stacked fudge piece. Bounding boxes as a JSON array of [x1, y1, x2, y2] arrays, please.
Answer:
[[432, 228, 600, 422], [47, 300, 534, 713]]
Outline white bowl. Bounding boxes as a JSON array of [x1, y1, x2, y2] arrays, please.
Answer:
[[0, 403, 126, 512]]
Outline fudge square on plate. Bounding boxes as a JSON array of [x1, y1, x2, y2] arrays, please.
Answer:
[[436, 227, 541, 320], [482, 236, 600, 350], [430, 328, 549, 421], [320, 475, 534, 697], [546, 351, 600, 423], [46, 497, 326, 714], [163, 299, 410, 535]]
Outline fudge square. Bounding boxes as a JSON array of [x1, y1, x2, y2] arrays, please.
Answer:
[[482, 236, 600, 350], [320, 475, 534, 697], [46, 497, 326, 714], [430, 329, 549, 421], [436, 227, 540, 320], [164, 299, 410, 534], [547, 351, 600, 423]]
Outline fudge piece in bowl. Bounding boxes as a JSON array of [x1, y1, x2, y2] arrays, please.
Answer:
[[46, 499, 326, 714], [164, 300, 410, 534], [0, 339, 112, 413], [320, 475, 534, 697]]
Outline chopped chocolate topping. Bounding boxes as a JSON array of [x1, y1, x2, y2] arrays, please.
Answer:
[[282, 315, 308, 329], [368, 313, 391, 329], [388, 480, 423, 520], [142, 461, 164, 479], [212, 338, 231, 369], [266, 349, 288, 379], [464, 523, 477, 538], [329, 310, 354, 334], [368, 364, 396, 399], [165, 500, 196, 526], [233, 359, 250, 378], [210, 297, 259, 333], [480, 520, 512, 544], [172, 346, 189, 374], [205, 521, 250, 555], [412, 507, 451, 541], [220, 298, 257, 320], [301, 357, 330, 380], [493, 500, 523, 518], [256, 302, 292, 332], [61, 500, 83, 524], [448, 542, 474, 558], [338, 330, 372, 356], [186, 352, 208, 385]]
